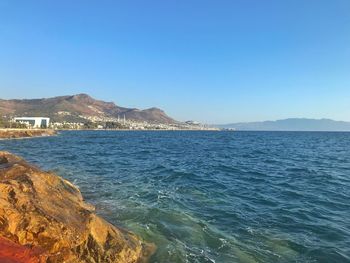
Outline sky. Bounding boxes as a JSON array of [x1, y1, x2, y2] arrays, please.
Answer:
[[0, 0, 349, 124]]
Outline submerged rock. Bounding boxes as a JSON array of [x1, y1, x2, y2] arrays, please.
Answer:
[[0, 151, 154, 263]]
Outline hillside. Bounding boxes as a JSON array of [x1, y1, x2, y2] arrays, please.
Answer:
[[216, 118, 350, 131], [0, 94, 176, 124]]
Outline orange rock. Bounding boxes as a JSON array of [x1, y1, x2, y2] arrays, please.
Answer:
[[0, 236, 47, 263], [0, 151, 155, 263]]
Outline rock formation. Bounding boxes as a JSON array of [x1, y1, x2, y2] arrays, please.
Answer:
[[0, 129, 56, 139], [0, 151, 154, 263]]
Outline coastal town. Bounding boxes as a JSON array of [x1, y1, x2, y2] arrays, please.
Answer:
[[0, 115, 219, 131]]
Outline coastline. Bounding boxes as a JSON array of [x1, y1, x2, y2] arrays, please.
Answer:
[[0, 128, 220, 138], [0, 129, 57, 139], [55, 128, 221, 131]]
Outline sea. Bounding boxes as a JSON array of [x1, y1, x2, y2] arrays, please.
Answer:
[[0, 131, 349, 263]]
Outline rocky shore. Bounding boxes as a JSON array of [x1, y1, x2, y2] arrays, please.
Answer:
[[0, 129, 56, 139], [0, 151, 154, 263]]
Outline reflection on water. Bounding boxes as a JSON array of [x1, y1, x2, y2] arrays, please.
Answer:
[[1, 131, 349, 262]]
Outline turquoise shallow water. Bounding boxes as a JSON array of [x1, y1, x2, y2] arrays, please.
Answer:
[[1, 131, 349, 262]]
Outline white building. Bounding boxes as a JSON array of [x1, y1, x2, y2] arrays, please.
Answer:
[[14, 117, 50, 128]]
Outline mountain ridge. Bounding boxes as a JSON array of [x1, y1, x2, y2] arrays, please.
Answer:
[[0, 93, 176, 124], [215, 118, 350, 131]]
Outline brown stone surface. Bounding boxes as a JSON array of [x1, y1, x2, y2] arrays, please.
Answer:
[[0, 129, 56, 139], [0, 151, 154, 263]]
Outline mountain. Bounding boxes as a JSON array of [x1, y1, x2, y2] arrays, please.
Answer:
[[0, 94, 176, 124], [216, 118, 350, 131]]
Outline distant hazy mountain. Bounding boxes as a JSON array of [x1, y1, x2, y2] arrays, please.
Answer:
[[216, 118, 350, 131], [0, 94, 176, 123]]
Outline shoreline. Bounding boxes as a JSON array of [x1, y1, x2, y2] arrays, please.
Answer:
[[56, 128, 221, 131], [0, 129, 57, 139], [0, 128, 220, 138]]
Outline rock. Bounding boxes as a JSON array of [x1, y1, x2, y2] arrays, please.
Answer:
[[0, 151, 154, 263], [0, 236, 46, 263], [0, 129, 56, 139]]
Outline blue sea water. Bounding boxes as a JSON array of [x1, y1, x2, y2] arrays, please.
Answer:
[[0, 131, 349, 263]]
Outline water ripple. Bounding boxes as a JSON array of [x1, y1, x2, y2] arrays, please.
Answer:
[[1, 131, 350, 262]]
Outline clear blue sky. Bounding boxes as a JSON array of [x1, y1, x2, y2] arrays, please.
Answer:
[[0, 0, 349, 123]]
